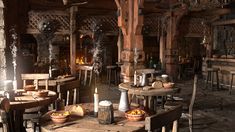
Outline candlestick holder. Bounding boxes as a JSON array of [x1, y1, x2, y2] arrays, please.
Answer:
[[118, 89, 129, 112]]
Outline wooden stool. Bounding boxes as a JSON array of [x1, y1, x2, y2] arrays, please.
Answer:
[[229, 71, 235, 95], [205, 68, 220, 90], [106, 65, 117, 87], [116, 62, 123, 84], [220, 70, 230, 89]]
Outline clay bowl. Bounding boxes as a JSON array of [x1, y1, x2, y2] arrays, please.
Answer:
[[163, 82, 175, 89], [125, 109, 145, 121], [50, 111, 70, 124], [35, 90, 49, 97], [212, 54, 220, 58], [23, 85, 36, 91]]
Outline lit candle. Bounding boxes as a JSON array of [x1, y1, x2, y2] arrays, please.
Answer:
[[76, 58, 79, 64], [94, 87, 99, 117]]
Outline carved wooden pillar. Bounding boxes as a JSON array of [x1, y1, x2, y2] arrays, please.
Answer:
[[165, 12, 178, 79], [0, 0, 6, 80], [70, 6, 78, 75], [115, 0, 145, 82], [165, 8, 187, 80]]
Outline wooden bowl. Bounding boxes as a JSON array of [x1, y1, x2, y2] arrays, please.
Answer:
[[212, 54, 220, 58], [35, 90, 49, 97], [23, 85, 35, 91], [50, 111, 70, 124], [125, 109, 145, 121], [163, 82, 175, 89]]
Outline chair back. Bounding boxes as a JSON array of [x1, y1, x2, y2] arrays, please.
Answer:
[[189, 75, 197, 114], [77, 65, 93, 86], [0, 97, 13, 132], [188, 74, 198, 132], [145, 105, 182, 132], [57, 79, 80, 106], [21, 74, 49, 90]]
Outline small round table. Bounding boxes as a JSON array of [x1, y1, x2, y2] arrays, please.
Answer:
[[7, 90, 57, 132], [119, 82, 174, 112]]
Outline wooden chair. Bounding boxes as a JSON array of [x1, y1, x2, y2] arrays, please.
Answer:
[[136, 68, 156, 82], [145, 105, 182, 132], [164, 74, 198, 132], [21, 73, 50, 132], [21, 73, 49, 90], [106, 65, 117, 87], [77, 65, 93, 86], [130, 69, 156, 107], [0, 97, 12, 132], [57, 79, 80, 106]]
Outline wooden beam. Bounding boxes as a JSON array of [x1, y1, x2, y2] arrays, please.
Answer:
[[190, 8, 233, 17], [114, 0, 121, 9], [212, 19, 235, 26]]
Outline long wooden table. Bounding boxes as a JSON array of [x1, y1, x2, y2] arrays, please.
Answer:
[[41, 103, 146, 132], [39, 76, 76, 87]]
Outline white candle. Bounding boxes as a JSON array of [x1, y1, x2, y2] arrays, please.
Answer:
[[134, 71, 137, 86], [94, 87, 99, 114]]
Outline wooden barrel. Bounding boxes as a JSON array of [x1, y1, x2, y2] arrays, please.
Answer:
[[98, 103, 114, 124]]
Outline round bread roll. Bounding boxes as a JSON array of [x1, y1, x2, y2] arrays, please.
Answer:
[[152, 81, 163, 89]]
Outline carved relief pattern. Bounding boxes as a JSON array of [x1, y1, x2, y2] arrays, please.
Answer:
[[77, 15, 118, 34], [143, 15, 162, 36], [180, 17, 209, 36], [27, 11, 69, 34]]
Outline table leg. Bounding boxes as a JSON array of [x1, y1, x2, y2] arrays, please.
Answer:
[[148, 96, 154, 111], [14, 110, 26, 132], [144, 96, 148, 109], [1, 110, 14, 132]]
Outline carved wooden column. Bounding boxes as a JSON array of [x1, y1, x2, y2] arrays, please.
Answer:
[[115, 0, 145, 82], [70, 6, 78, 75], [165, 8, 187, 80], [0, 0, 6, 80]]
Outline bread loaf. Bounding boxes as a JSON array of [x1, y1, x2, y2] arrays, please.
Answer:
[[66, 105, 85, 116]]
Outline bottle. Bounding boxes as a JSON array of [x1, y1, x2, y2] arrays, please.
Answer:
[[55, 98, 65, 111], [94, 87, 99, 117], [149, 56, 154, 68]]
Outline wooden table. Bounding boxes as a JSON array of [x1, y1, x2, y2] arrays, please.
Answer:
[[6, 90, 57, 132], [39, 76, 76, 87], [119, 82, 174, 112], [41, 103, 145, 132]]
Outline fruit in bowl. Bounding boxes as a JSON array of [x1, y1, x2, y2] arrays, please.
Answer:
[[23, 85, 36, 91], [125, 109, 145, 121], [50, 111, 70, 124], [163, 82, 175, 89]]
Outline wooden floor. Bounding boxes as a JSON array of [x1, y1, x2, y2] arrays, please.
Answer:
[[26, 76, 235, 132]]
